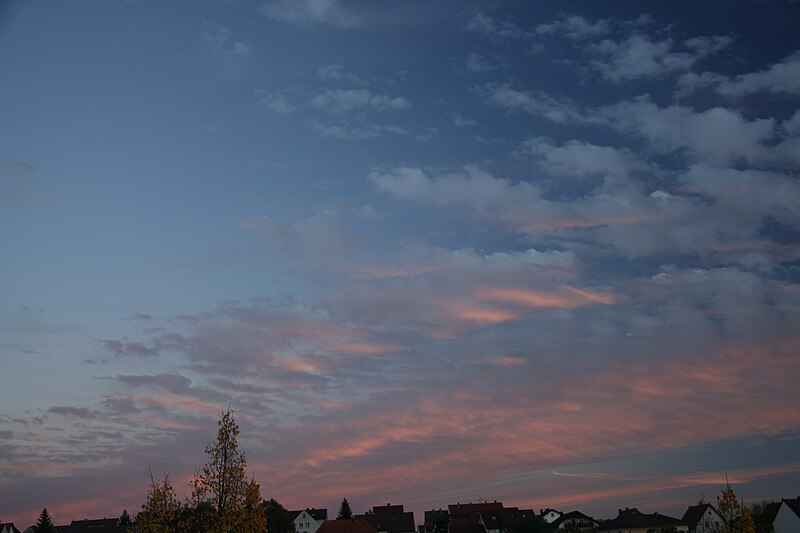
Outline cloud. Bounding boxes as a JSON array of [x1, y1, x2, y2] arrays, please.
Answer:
[[2, 159, 35, 178], [99, 339, 159, 357], [117, 372, 193, 394], [452, 113, 477, 127], [478, 84, 585, 123], [465, 53, 497, 74], [520, 138, 646, 181], [535, 15, 610, 40], [598, 97, 776, 164], [48, 406, 95, 418], [257, 91, 296, 115], [317, 63, 363, 83], [465, 11, 526, 40], [589, 34, 731, 82], [717, 50, 800, 96], [367, 160, 800, 263], [306, 119, 409, 140], [311, 89, 410, 115], [201, 25, 253, 58], [369, 165, 543, 212], [243, 209, 359, 253], [260, 0, 360, 28]]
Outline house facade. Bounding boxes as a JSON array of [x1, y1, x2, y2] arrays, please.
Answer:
[[773, 498, 800, 533], [540, 509, 562, 524], [292, 508, 329, 533], [550, 511, 598, 531], [682, 503, 722, 533]]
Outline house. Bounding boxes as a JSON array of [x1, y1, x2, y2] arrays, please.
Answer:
[[357, 504, 415, 533], [62, 518, 129, 532], [773, 497, 800, 533], [596, 508, 688, 533], [550, 510, 599, 531], [1, 523, 21, 533], [316, 518, 379, 533], [682, 503, 722, 532], [420, 509, 449, 533], [292, 508, 329, 533], [478, 506, 536, 533], [539, 509, 562, 524]]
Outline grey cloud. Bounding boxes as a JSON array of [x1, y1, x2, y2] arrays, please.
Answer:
[[535, 15, 610, 40], [465, 53, 497, 74], [201, 25, 253, 58], [117, 372, 192, 394], [102, 396, 139, 414], [598, 97, 775, 165], [258, 91, 295, 115], [100, 339, 159, 357], [465, 11, 527, 40], [478, 84, 586, 123], [260, 0, 360, 28], [48, 406, 95, 418], [311, 89, 410, 115], [243, 209, 359, 253], [369, 165, 544, 213], [368, 162, 799, 263], [783, 110, 800, 136], [520, 138, 646, 181], [452, 113, 477, 127], [3, 159, 35, 177], [317, 63, 363, 83], [306, 119, 409, 140], [590, 35, 697, 82], [717, 50, 800, 96]]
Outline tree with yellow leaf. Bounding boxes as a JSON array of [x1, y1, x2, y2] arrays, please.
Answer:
[[136, 470, 182, 533], [190, 407, 267, 533], [717, 477, 755, 533]]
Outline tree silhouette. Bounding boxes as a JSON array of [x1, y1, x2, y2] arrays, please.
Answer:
[[265, 498, 297, 533], [337, 499, 353, 520], [34, 508, 56, 533]]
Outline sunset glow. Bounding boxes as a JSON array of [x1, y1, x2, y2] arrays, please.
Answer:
[[2, 0, 799, 530]]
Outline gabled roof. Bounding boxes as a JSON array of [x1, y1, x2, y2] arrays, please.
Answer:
[[449, 503, 504, 516], [782, 497, 800, 518], [597, 508, 686, 531], [682, 503, 718, 527], [292, 509, 329, 521], [316, 519, 379, 533], [357, 508, 415, 533], [0, 523, 22, 533], [64, 519, 128, 533], [370, 505, 406, 517], [550, 510, 597, 529]]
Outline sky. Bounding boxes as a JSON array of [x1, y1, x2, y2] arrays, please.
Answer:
[[1, 0, 800, 528]]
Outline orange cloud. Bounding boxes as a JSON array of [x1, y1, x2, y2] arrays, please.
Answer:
[[331, 340, 399, 356], [480, 285, 616, 309]]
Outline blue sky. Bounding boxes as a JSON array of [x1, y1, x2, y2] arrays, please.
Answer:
[[2, 0, 800, 527]]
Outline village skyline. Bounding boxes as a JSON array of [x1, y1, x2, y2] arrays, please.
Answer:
[[2, 0, 799, 528]]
